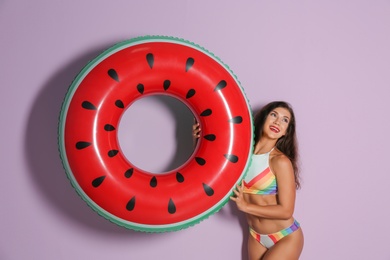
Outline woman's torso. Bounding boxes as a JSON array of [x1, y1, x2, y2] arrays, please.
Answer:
[[243, 149, 295, 234]]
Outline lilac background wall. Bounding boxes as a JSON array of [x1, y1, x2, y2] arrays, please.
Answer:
[[1, 1, 390, 259]]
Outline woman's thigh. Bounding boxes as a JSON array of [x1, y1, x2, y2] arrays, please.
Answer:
[[263, 228, 304, 260], [247, 234, 267, 260]]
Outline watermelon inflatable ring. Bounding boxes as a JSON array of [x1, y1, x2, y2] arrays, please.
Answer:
[[58, 36, 253, 232]]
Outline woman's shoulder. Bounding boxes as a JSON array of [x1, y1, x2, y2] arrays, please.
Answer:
[[269, 149, 293, 174]]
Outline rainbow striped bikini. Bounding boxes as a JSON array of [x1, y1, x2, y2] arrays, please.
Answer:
[[243, 149, 277, 195], [243, 148, 300, 249], [249, 220, 300, 249]]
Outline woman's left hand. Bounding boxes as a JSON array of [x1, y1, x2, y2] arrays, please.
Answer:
[[230, 182, 248, 212]]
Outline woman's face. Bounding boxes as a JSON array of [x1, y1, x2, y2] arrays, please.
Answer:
[[262, 107, 291, 140]]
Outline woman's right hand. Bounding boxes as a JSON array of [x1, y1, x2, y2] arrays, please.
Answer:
[[193, 122, 201, 139], [192, 121, 201, 146]]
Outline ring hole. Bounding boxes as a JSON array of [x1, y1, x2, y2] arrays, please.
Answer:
[[118, 95, 196, 174]]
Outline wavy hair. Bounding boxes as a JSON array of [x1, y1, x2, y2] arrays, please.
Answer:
[[253, 101, 300, 189]]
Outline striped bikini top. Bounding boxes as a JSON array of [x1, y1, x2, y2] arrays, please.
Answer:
[[243, 148, 277, 195]]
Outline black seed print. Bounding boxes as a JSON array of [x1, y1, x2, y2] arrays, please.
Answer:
[[229, 116, 243, 124], [203, 183, 214, 196], [124, 168, 133, 178], [92, 176, 106, 188], [176, 172, 184, 183], [115, 100, 124, 109], [168, 198, 176, 214], [108, 69, 119, 82], [126, 196, 136, 211], [146, 53, 154, 69], [214, 80, 227, 91], [108, 150, 119, 157], [224, 154, 239, 163], [185, 57, 194, 72], [104, 124, 116, 131], [81, 101, 97, 110], [150, 176, 157, 188], [186, 89, 196, 99], [204, 134, 216, 141], [195, 157, 206, 166], [137, 84, 144, 94], [200, 109, 212, 116], [163, 80, 171, 91], [76, 141, 91, 149]]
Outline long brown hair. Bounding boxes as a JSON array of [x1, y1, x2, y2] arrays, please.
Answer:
[[254, 101, 301, 189]]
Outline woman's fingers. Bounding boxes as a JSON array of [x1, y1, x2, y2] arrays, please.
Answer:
[[230, 183, 242, 200], [192, 122, 201, 137], [192, 122, 201, 146]]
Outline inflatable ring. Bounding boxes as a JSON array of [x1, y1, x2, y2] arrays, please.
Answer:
[[58, 36, 253, 232]]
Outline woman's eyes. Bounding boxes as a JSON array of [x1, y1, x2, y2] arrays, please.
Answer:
[[270, 112, 289, 124]]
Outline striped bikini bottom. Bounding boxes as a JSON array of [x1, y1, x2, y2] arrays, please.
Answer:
[[249, 220, 300, 249]]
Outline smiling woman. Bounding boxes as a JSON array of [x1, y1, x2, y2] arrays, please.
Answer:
[[201, 101, 304, 259], [57, 35, 254, 232]]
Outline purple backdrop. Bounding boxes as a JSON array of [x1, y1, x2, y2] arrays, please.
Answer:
[[1, 1, 390, 259]]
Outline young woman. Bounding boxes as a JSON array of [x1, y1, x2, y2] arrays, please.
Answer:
[[194, 101, 304, 259]]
